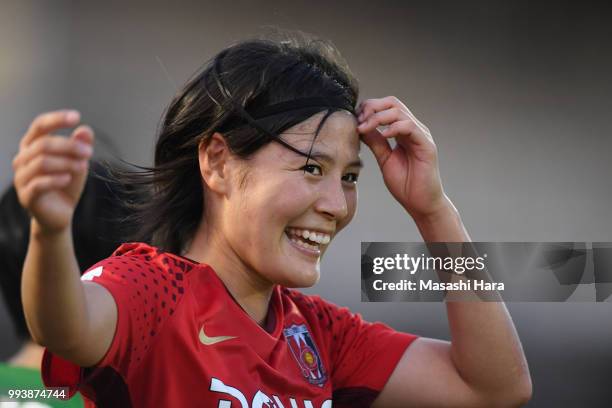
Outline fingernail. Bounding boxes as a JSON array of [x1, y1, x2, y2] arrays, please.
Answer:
[[66, 110, 80, 123]]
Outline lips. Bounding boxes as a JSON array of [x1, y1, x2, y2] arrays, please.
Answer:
[[283, 226, 334, 260], [284, 233, 321, 259]]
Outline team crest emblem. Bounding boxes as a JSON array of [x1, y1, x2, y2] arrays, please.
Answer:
[[283, 324, 327, 386]]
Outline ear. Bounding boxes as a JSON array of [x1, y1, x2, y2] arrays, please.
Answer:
[[198, 132, 231, 195]]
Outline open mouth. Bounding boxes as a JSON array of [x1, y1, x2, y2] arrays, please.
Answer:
[[284, 227, 331, 256]]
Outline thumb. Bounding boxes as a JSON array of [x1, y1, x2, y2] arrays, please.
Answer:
[[70, 125, 95, 148], [66, 125, 94, 199], [360, 128, 392, 169]]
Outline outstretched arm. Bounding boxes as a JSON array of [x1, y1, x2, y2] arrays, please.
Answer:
[[14, 110, 117, 367], [358, 97, 532, 407]]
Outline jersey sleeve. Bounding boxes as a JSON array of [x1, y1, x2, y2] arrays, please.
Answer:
[[41, 243, 182, 402], [314, 297, 418, 407]]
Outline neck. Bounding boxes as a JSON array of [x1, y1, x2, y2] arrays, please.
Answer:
[[184, 220, 275, 326], [8, 341, 44, 369]]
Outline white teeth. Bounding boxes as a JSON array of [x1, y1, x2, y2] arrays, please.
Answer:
[[290, 237, 319, 251], [286, 227, 331, 245]]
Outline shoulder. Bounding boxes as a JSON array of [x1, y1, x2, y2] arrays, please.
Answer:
[[80, 242, 199, 317], [77, 243, 201, 365], [82, 242, 196, 286], [280, 287, 416, 346]]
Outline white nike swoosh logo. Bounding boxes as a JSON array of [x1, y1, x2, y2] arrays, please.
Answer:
[[199, 325, 237, 345]]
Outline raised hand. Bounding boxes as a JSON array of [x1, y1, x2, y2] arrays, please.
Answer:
[[357, 96, 449, 221], [12, 110, 94, 233]]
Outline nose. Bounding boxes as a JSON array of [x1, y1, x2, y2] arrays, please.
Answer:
[[314, 177, 348, 221]]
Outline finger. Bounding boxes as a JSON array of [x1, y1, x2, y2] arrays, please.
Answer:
[[70, 125, 95, 146], [357, 107, 407, 134], [380, 121, 434, 146], [381, 122, 438, 162], [20, 174, 72, 207], [13, 135, 93, 169], [359, 97, 430, 134], [360, 128, 392, 168], [21, 110, 81, 149], [359, 96, 407, 123], [14, 155, 87, 190]]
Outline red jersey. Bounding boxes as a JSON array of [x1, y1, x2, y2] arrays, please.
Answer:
[[42, 243, 417, 407]]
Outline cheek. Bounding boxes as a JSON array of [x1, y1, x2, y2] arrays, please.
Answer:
[[274, 184, 316, 221], [232, 173, 314, 248]]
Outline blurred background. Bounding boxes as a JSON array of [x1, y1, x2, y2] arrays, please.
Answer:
[[1, 0, 610, 406]]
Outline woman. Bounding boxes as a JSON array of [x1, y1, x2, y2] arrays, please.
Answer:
[[13, 36, 531, 407]]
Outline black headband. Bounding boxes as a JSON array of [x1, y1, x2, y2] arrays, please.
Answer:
[[211, 56, 354, 159], [249, 96, 355, 119]]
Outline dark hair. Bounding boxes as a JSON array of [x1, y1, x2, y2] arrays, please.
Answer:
[[0, 162, 134, 340], [122, 34, 359, 254]]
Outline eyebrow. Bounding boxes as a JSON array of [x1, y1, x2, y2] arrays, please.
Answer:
[[306, 150, 364, 169]]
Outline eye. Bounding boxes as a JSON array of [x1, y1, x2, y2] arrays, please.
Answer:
[[301, 164, 322, 176], [342, 173, 359, 184]]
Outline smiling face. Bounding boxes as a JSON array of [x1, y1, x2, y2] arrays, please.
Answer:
[[220, 110, 362, 288]]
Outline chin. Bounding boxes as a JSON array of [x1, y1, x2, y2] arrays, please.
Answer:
[[296, 271, 320, 288], [275, 266, 320, 288]]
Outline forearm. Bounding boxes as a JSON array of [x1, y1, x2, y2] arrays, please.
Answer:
[[414, 199, 532, 403], [21, 219, 88, 352]]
